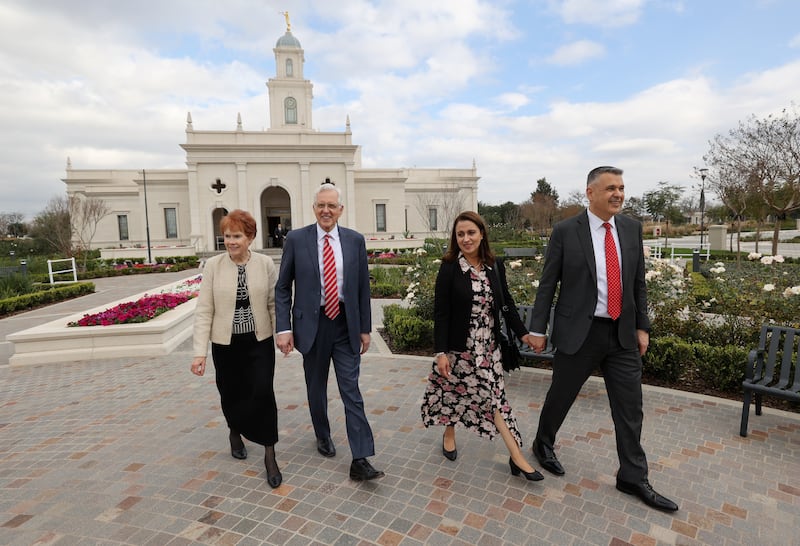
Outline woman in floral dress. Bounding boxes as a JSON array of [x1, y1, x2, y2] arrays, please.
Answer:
[[421, 211, 543, 481]]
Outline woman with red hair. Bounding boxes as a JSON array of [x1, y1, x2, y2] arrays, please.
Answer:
[[190, 210, 282, 488]]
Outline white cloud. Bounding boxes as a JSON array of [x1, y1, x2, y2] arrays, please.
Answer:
[[546, 40, 606, 65], [789, 33, 800, 48], [548, 0, 645, 27]]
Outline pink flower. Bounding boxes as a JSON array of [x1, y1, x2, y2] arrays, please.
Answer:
[[67, 291, 197, 327]]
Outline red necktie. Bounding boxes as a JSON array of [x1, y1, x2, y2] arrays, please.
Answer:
[[603, 222, 622, 320], [322, 234, 340, 319]]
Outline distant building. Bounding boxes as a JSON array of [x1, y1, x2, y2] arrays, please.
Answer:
[[63, 25, 478, 254]]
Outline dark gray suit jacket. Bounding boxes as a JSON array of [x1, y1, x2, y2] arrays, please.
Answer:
[[530, 210, 650, 355], [275, 223, 372, 355]]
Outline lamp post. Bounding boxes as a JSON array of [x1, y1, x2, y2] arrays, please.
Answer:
[[699, 168, 708, 252], [142, 169, 153, 264]]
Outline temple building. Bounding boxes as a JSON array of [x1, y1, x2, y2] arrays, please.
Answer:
[[63, 23, 479, 254]]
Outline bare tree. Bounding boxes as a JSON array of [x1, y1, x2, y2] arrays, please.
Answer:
[[699, 165, 750, 259], [414, 191, 465, 251], [30, 196, 73, 257], [705, 105, 800, 255], [0, 212, 25, 237], [70, 194, 111, 269]]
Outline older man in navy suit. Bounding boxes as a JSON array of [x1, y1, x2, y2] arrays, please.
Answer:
[[275, 183, 384, 481], [528, 166, 678, 511]]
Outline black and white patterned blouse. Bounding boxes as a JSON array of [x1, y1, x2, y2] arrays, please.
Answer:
[[232, 264, 256, 334]]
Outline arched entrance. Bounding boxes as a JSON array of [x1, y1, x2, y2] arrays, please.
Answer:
[[260, 187, 291, 248], [211, 207, 228, 250]]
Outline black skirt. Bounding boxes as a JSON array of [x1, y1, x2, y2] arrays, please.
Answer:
[[211, 333, 278, 446]]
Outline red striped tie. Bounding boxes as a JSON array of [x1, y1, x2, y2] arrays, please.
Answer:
[[603, 222, 622, 320], [322, 234, 339, 319]]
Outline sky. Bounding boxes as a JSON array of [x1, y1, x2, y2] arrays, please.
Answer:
[[1, 0, 799, 220]]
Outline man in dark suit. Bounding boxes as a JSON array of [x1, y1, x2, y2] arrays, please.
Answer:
[[275, 183, 384, 481], [528, 166, 678, 511], [273, 223, 285, 248]]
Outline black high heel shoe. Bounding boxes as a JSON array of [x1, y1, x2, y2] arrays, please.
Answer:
[[442, 432, 457, 461], [509, 457, 544, 481], [229, 431, 247, 460], [264, 445, 282, 489]]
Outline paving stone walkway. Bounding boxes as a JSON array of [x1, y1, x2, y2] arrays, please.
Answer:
[[1, 272, 799, 545]]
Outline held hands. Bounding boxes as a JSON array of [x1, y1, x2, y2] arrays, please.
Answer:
[[524, 333, 547, 353], [276, 332, 294, 356], [190, 356, 206, 376]]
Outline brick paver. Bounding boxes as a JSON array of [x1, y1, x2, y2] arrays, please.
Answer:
[[1, 273, 799, 545]]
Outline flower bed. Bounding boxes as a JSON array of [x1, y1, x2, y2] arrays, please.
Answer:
[[67, 276, 200, 326], [8, 275, 201, 366]]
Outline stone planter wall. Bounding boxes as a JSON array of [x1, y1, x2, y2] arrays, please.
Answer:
[[8, 280, 197, 366]]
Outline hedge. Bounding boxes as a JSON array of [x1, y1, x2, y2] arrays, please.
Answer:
[[0, 282, 95, 316]]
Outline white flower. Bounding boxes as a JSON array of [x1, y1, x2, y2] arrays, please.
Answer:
[[702, 300, 711, 308], [404, 291, 415, 301], [774, 254, 785, 263], [747, 252, 762, 261], [509, 260, 523, 269], [531, 280, 540, 288], [414, 247, 427, 255], [709, 266, 725, 274], [645, 270, 662, 281], [763, 284, 775, 292], [760, 256, 774, 265], [406, 266, 415, 274], [714, 262, 725, 267], [783, 286, 800, 297], [643, 246, 651, 258], [433, 259, 441, 264]]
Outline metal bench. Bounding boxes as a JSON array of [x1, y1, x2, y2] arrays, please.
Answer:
[[740, 324, 800, 437], [514, 305, 556, 363]]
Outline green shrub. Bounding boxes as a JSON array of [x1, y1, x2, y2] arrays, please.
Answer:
[[0, 273, 34, 299], [0, 282, 95, 316], [382, 304, 434, 350], [692, 342, 747, 392], [387, 314, 433, 350], [643, 336, 691, 383], [371, 283, 400, 298]]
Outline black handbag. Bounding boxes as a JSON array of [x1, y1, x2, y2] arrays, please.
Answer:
[[498, 318, 521, 372], [493, 263, 521, 372]]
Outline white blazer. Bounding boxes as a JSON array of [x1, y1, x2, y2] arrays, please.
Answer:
[[192, 252, 277, 357]]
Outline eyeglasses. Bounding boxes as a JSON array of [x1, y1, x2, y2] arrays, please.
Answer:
[[315, 203, 341, 211]]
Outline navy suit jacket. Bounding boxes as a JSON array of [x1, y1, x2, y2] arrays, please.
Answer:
[[275, 223, 372, 355], [530, 210, 650, 355]]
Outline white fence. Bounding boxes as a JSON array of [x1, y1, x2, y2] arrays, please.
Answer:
[[47, 257, 78, 284], [647, 243, 710, 261]]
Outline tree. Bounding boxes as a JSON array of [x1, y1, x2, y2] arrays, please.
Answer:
[[30, 196, 73, 257], [643, 182, 683, 245], [0, 212, 25, 237], [621, 196, 647, 221], [70, 194, 110, 269], [414, 192, 465, 251], [523, 177, 559, 235], [704, 105, 800, 255]]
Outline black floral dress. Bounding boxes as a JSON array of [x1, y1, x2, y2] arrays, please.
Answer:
[[421, 256, 522, 446]]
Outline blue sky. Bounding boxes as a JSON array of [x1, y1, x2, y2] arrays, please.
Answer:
[[1, 0, 799, 219]]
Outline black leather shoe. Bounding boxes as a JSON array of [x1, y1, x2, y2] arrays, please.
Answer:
[[616, 478, 679, 512], [532, 439, 564, 476], [317, 437, 336, 457], [230, 433, 247, 460], [442, 432, 457, 461], [349, 458, 385, 481], [509, 458, 544, 481]]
